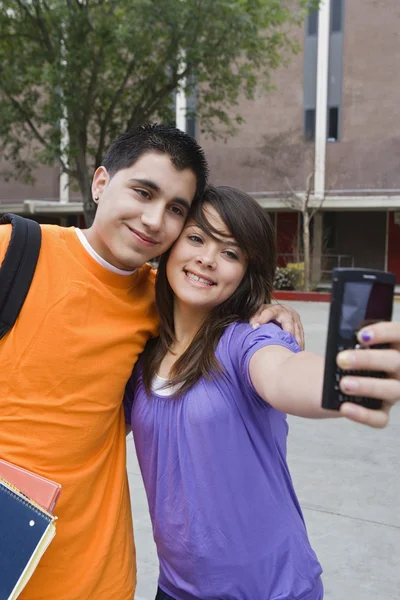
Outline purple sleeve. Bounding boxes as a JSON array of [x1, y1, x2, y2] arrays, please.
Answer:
[[227, 322, 302, 397]]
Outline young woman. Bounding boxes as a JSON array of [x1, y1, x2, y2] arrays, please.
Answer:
[[124, 186, 400, 600]]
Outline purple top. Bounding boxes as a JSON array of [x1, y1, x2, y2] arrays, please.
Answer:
[[124, 322, 323, 600]]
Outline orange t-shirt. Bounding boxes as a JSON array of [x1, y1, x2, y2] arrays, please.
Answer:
[[0, 224, 158, 600]]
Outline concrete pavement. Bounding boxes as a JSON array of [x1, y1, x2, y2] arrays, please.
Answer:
[[127, 301, 400, 600]]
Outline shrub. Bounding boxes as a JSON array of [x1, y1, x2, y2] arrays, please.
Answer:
[[274, 266, 302, 291]]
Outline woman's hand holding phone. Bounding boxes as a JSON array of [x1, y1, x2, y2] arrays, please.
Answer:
[[337, 322, 400, 428]]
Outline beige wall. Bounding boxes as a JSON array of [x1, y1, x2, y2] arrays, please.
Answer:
[[198, 27, 309, 192], [0, 161, 60, 205], [327, 0, 400, 190], [200, 0, 400, 194]]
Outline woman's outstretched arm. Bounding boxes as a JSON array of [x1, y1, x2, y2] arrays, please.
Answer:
[[249, 347, 332, 419], [249, 322, 400, 428]]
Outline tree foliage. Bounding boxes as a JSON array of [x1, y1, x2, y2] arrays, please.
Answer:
[[0, 0, 317, 222]]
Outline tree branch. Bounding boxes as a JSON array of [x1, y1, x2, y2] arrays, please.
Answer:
[[284, 176, 304, 203], [129, 58, 195, 129], [95, 57, 138, 165], [0, 34, 42, 43], [127, 71, 179, 128], [14, 0, 34, 21], [282, 196, 300, 211], [1, 92, 46, 148], [28, 0, 55, 59], [0, 86, 68, 171], [83, 41, 107, 129], [125, 42, 182, 128], [304, 171, 314, 209]]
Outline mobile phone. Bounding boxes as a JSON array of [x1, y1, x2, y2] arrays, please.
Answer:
[[322, 268, 395, 411]]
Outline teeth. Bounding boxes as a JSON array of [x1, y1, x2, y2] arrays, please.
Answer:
[[186, 272, 213, 286]]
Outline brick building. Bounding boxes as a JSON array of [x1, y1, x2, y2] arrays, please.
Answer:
[[1, 0, 400, 281]]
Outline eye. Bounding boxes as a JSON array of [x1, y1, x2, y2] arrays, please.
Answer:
[[134, 188, 151, 199], [169, 205, 185, 217], [224, 249, 239, 260], [188, 234, 203, 244]]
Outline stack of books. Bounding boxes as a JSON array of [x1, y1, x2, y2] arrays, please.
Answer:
[[0, 460, 61, 600]]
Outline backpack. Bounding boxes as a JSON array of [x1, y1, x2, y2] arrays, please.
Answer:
[[0, 213, 41, 340]]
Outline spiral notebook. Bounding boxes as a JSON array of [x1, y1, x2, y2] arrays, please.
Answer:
[[0, 478, 57, 600]]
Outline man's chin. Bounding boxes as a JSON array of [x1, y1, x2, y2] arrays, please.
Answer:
[[118, 249, 156, 271]]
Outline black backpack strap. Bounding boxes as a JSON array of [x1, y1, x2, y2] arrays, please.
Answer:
[[0, 213, 41, 340]]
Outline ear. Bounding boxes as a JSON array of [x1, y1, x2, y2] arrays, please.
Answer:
[[91, 166, 110, 203]]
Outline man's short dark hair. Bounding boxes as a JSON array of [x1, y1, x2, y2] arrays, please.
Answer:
[[103, 124, 209, 201]]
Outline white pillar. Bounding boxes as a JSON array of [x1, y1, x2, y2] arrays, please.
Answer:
[[175, 50, 187, 132], [314, 0, 331, 199], [59, 111, 69, 203], [176, 88, 187, 133], [59, 35, 69, 203]]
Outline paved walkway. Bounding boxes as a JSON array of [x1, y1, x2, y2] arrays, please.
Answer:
[[127, 301, 400, 600]]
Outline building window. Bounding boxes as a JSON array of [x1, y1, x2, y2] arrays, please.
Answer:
[[304, 109, 316, 140], [331, 0, 343, 33], [186, 117, 197, 139], [328, 106, 339, 141], [307, 9, 318, 36], [304, 107, 340, 141]]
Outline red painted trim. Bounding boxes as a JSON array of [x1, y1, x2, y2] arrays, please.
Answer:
[[273, 290, 400, 302], [273, 291, 331, 302]]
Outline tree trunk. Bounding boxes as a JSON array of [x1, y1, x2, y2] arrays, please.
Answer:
[[303, 210, 311, 292], [74, 150, 97, 227], [83, 193, 97, 227]]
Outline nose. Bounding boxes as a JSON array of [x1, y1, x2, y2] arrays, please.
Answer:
[[195, 249, 217, 269], [141, 203, 164, 232]]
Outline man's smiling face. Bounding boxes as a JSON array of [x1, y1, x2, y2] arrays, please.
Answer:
[[87, 151, 198, 270]]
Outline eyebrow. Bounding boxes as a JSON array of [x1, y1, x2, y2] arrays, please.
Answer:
[[128, 178, 191, 212]]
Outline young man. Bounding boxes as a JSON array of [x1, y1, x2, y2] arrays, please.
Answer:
[[0, 124, 301, 600]]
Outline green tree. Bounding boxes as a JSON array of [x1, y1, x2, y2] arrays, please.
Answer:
[[0, 0, 317, 224]]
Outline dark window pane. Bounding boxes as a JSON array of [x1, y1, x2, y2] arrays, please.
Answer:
[[304, 109, 316, 141], [186, 117, 197, 139], [307, 9, 318, 35], [323, 212, 336, 250], [328, 106, 339, 141], [331, 0, 343, 33]]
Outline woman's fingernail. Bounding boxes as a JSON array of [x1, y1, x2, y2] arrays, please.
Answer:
[[252, 322, 260, 330], [358, 329, 374, 343], [337, 351, 355, 368], [341, 378, 359, 393]]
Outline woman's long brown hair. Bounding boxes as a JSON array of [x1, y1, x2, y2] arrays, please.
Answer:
[[142, 185, 277, 396]]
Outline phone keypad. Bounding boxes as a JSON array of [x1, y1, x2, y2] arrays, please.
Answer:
[[335, 343, 387, 410]]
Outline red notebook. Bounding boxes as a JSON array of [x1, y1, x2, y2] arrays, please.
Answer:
[[0, 459, 61, 513]]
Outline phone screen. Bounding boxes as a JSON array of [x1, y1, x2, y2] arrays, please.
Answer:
[[339, 281, 393, 339]]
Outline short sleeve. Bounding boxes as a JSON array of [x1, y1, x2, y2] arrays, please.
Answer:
[[224, 322, 302, 398]]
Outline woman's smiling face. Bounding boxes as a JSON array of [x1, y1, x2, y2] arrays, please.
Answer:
[[166, 204, 248, 315]]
